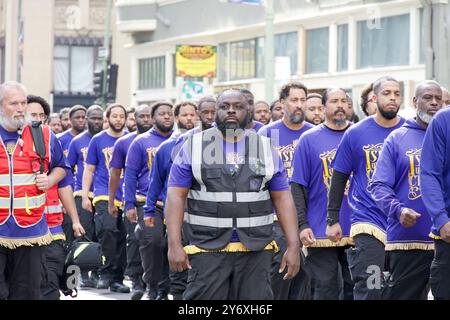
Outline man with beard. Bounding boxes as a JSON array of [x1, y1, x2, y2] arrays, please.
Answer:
[[124, 101, 175, 299], [143, 96, 216, 299], [126, 107, 137, 132], [291, 88, 354, 300], [59, 107, 71, 131], [57, 105, 87, 244], [0, 81, 67, 299], [254, 101, 271, 125], [82, 103, 129, 293], [258, 82, 313, 300], [108, 104, 152, 300], [370, 81, 443, 299], [305, 93, 325, 125], [67, 104, 104, 288], [165, 88, 300, 299], [270, 99, 284, 122], [57, 105, 87, 158], [48, 113, 63, 134], [326, 76, 405, 300]]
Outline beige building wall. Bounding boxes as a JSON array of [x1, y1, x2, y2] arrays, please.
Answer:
[[21, 0, 54, 99]]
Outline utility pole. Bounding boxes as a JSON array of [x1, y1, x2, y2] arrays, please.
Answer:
[[101, 0, 113, 108], [264, 0, 274, 103]]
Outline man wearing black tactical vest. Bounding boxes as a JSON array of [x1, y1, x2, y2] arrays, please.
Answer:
[[165, 89, 300, 300]]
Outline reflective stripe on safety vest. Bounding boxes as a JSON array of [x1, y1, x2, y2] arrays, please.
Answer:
[[185, 213, 274, 228], [0, 194, 46, 210], [44, 205, 62, 214], [187, 189, 270, 202], [0, 174, 36, 186]]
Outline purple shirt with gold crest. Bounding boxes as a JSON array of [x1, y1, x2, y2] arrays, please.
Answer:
[[291, 124, 352, 243], [332, 116, 405, 240], [258, 120, 314, 179]]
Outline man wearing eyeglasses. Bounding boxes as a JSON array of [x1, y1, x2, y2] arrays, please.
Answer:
[[0, 82, 67, 300]]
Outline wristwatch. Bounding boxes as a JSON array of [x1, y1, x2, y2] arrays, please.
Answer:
[[326, 217, 338, 226]]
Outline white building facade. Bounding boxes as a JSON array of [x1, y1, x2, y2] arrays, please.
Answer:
[[117, 0, 430, 118]]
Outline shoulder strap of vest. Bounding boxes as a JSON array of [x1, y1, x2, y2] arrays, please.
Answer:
[[28, 121, 46, 174]]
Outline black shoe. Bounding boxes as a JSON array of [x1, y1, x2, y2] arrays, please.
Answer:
[[171, 293, 183, 300], [146, 286, 158, 300], [110, 282, 131, 293], [96, 279, 109, 290], [79, 278, 96, 288], [130, 277, 145, 300], [155, 292, 169, 300]]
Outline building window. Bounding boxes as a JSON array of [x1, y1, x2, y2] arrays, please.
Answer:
[[138, 56, 165, 90], [357, 14, 410, 69], [53, 45, 98, 93], [230, 39, 257, 81], [218, 32, 298, 82], [275, 32, 298, 76], [306, 27, 329, 74], [337, 24, 348, 71]]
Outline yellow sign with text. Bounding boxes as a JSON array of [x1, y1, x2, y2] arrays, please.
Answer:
[[176, 45, 217, 78]]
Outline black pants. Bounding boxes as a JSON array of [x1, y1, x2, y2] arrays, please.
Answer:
[[271, 222, 311, 300], [94, 200, 127, 283], [124, 203, 143, 279], [382, 249, 433, 300], [347, 234, 385, 300], [135, 205, 170, 293], [41, 240, 66, 300], [0, 245, 45, 300], [304, 246, 353, 300], [169, 222, 188, 298], [430, 240, 450, 300], [75, 196, 98, 282], [183, 250, 274, 300], [75, 196, 96, 241], [62, 212, 74, 246]]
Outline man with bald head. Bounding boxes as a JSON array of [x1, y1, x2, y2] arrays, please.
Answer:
[[370, 80, 443, 299], [166, 88, 300, 299]]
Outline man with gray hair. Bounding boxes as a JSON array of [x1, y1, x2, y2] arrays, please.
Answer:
[[370, 80, 443, 299], [0, 81, 67, 299]]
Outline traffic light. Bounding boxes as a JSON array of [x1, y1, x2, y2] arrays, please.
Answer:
[[107, 64, 118, 102], [93, 69, 104, 98]]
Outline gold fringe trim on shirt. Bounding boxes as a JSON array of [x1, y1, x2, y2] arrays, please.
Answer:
[[429, 232, 441, 240], [308, 237, 354, 248], [184, 240, 279, 255], [385, 242, 434, 251], [0, 231, 53, 249], [92, 196, 122, 207], [350, 223, 386, 244], [136, 195, 147, 203], [73, 191, 93, 198], [52, 233, 66, 241]]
